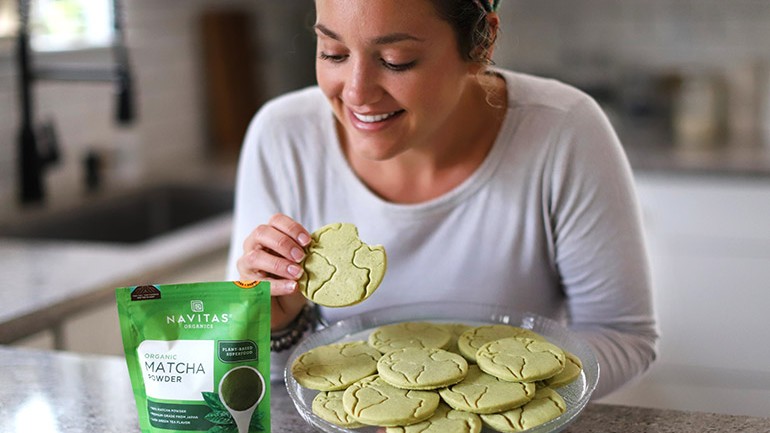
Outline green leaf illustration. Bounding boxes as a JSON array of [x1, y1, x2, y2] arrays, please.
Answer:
[[204, 391, 264, 432], [208, 425, 238, 433], [202, 391, 228, 413], [205, 410, 234, 426], [249, 410, 265, 432]]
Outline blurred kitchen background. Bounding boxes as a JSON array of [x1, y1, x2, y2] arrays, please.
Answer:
[[1, 0, 769, 420]]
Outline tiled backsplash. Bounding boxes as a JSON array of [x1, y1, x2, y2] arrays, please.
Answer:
[[1, 0, 769, 207]]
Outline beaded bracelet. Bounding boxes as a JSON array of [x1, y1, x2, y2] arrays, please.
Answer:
[[270, 304, 318, 352]]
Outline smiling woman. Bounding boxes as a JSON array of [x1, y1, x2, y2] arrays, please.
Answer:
[[228, 0, 659, 401], [313, 0, 502, 187]]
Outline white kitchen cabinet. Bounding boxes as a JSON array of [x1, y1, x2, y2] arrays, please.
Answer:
[[599, 173, 770, 417]]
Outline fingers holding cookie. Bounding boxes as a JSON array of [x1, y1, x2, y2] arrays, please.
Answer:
[[267, 213, 313, 249], [236, 255, 306, 331], [239, 248, 303, 291], [239, 214, 312, 292], [238, 213, 313, 331], [243, 214, 311, 263]]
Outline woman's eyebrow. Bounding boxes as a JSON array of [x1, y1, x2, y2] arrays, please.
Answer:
[[372, 33, 424, 45], [314, 23, 423, 45], [314, 24, 341, 41]]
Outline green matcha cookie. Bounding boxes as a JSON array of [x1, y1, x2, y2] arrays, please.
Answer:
[[291, 341, 382, 391], [480, 387, 566, 432], [377, 347, 469, 390], [386, 403, 482, 433], [457, 325, 545, 363], [312, 390, 365, 428], [476, 337, 565, 383], [299, 222, 387, 307], [438, 322, 473, 355], [438, 365, 536, 414], [543, 351, 582, 388], [342, 375, 440, 427], [368, 322, 452, 354]]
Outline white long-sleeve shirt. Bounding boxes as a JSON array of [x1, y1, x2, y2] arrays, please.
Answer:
[[227, 70, 658, 398]]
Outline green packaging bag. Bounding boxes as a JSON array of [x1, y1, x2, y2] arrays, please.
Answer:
[[117, 281, 271, 433]]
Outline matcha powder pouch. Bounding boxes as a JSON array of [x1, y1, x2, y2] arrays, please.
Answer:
[[117, 281, 271, 433]]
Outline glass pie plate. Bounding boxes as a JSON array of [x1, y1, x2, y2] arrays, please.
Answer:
[[285, 302, 599, 433]]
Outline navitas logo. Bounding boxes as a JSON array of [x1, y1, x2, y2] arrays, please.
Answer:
[[165, 301, 230, 329], [191, 300, 204, 313]]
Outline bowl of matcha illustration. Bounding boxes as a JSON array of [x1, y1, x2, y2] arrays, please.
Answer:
[[219, 366, 266, 433]]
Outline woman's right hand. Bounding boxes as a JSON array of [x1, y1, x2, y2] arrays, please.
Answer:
[[236, 213, 312, 332]]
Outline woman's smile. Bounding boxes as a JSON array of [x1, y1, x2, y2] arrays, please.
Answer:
[[348, 108, 405, 131], [352, 110, 403, 124]]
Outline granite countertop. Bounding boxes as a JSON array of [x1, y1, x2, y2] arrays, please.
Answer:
[[0, 216, 232, 344], [0, 164, 236, 345], [1, 347, 768, 433]]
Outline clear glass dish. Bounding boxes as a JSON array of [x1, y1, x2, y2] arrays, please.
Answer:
[[285, 302, 599, 433]]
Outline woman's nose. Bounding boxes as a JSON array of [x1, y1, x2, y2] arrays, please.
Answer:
[[343, 60, 382, 107]]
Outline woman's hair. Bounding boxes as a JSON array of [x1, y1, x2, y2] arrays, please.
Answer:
[[428, 0, 499, 64]]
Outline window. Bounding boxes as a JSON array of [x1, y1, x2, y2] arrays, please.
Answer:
[[0, 0, 114, 50], [0, 0, 17, 39], [30, 0, 114, 51]]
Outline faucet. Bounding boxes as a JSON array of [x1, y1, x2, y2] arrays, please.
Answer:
[[16, 0, 135, 204]]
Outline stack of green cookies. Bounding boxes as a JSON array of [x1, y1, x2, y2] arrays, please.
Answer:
[[291, 322, 583, 433]]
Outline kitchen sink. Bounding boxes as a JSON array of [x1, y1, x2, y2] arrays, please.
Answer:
[[0, 183, 234, 244]]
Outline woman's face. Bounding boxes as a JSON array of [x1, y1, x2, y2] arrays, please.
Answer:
[[314, 0, 478, 162]]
